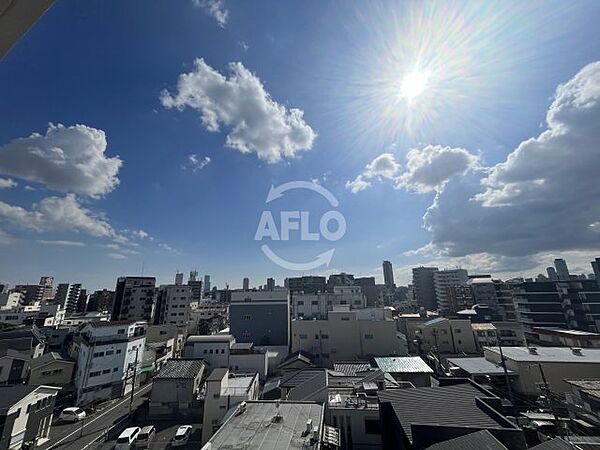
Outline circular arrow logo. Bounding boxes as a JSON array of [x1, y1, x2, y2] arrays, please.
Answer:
[[255, 181, 346, 271]]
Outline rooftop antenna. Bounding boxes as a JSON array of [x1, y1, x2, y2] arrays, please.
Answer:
[[141, 261, 145, 277]]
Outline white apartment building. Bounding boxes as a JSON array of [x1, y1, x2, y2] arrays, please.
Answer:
[[433, 269, 469, 314], [0, 291, 24, 310], [416, 318, 478, 355], [183, 335, 268, 379], [74, 320, 147, 405], [155, 285, 192, 327], [184, 335, 234, 368], [292, 286, 366, 319], [201, 369, 259, 444], [291, 308, 408, 367]]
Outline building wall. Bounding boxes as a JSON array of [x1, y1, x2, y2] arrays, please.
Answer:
[[418, 319, 478, 355], [292, 286, 365, 319], [328, 407, 382, 450], [291, 312, 407, 367], [112, 277, 156, 322], [230, 294, 289, 347], [184, 338, 231, 368], [150, 375, 201, 415], [412, 267, 438, 310], [229, 352, 268, 380], [0, 357, 28, 385], [484, 349, 600, 395], [29, 361, 74, 387]]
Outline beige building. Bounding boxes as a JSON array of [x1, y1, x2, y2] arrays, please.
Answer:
[[28, 352, 75, 387], [149, 359, 205, 416], [396, 311, 439, 353], [484, 346, 600, 396], [291, 308, 408, 367], [416, 317, 478, 355]]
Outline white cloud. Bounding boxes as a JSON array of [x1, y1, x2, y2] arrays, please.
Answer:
[[0, 194, 113, 237], [108, 253, 127, 260], [396, 145, 479, 193], [193, 0, 229, 28], [38, 240, 86, 247], [131, 229, 151, 239], [0, 123, 122, 198], [185, 154, 211, 172], [346, 153, 400, 194], [421, 61, 600, 257], [159, 243, 176, 252], [161, 58, 316, 163], [0, 177, 16, 189]]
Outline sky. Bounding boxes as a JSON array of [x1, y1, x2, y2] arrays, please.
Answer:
[[1, 0, 600, 291]]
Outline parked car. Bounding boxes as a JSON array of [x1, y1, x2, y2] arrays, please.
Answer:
[[115, 427, 141, 450], [171, 425, 193, 447], [135, 425, 156, 448], [58, 407, 86, 422]]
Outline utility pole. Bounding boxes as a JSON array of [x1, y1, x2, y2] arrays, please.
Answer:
[[538, 363, 565, 439], [129, 346, 140, 416], [497, 341, 516, 414]]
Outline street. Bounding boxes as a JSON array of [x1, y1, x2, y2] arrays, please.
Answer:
[[40, 384, 153, 450]]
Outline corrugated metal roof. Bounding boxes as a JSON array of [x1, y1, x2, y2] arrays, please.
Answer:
[[373, 356, 433, 373], [154, 359, 205, 379], [425, 430, 508, 449], [333, 361, 371, 376]]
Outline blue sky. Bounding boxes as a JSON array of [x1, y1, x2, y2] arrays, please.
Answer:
[[1, 0, 600, 290]]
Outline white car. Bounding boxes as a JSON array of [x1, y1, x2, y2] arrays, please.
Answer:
[[115, 427, 141, 450], [171, 425, 193, 447], [58, 407, 86, 422]]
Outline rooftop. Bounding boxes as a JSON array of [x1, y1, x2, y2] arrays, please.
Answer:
[[472, 323, 497, 331], [425, 430, 508, 450], [333, 361, 371, 376], [565, 378, 600, 401], [485, 346, 600, 363], [224, 374, 258, 397], [206, 367, 230, 382], [378, 381, 518, 445], [534, 327, 600, 338], [448, 357, 515, 376], [186, 334, 234, 343], [87, 320, 137, 328], [29, 351, 74, 370], [373, 356, 433, 373], [154, 359, 205, 379], [205, 401, 323, 449]]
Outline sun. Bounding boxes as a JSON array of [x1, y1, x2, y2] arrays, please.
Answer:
[[400, 69, 430, 100]]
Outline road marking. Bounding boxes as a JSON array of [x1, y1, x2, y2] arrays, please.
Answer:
[[45, 383, 152, 450]]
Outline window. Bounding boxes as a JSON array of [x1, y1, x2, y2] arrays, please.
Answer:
[[341, 316, 350, 321], [299, 334, 308, 339], [311, 301, 319, 305], [455, 328, 461, 333], [321, 334, 329, 339], [102, 369, 111, 374], [93, 352, 105, 358], [297, 301, 304, 305], [105, 350, 114, 356], [116, 349, 122, 354], [315, 334, 319, 340], [209, 349, 213, 354], [364, 334, 373, 339], [203, 349, 207, 354], [117, 329, 125, 334], [221, 349, 225, 354], [113, 367, 119, 372], [90, 371, 101, 377], [242, 314, 252, 320]]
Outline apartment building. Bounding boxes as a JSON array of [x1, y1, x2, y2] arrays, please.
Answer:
[[416, 318, 478, 355], [229, 290, 289, 347], [154, 284, 192, 326], [433, 269, 469, 314], [291, 308, 407, 367], [292, 285, 366, 319], [74, 320, 146, 405], [111, 277, 157, 322]]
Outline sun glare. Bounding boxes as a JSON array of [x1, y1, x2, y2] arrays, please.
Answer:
[[400, 70, 429, 100]]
